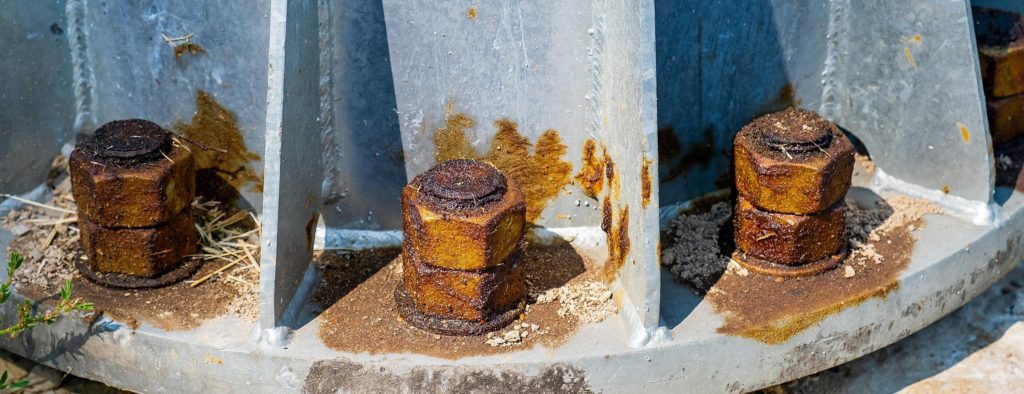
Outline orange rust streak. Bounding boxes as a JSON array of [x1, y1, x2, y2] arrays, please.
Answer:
[[641, 156, 653, 208], [575, 139, 605, 199], [958, 123, 971, 143]]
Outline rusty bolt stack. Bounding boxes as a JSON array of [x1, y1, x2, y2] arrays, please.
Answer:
[[395, 159, 527, 335], [975, 7, 1024, 144], [732, 107, 854, 277], [69, 119, 199, 288]]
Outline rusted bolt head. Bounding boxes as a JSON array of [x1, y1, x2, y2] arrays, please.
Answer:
[[734, 195, 845, 265], [734, 108, 854, 215], [70, 120, 195, 228], [80, 209, 198, 278], [402, 159, 526, 270], [976, 7, 1024, 98], [402, 247, 526, 322], [986, 94, 1024, 144]]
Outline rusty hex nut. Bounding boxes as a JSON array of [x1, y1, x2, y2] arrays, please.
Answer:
[[402, 248, 526, 322], [734, 107, 854, 215], [70, 120, 195, 228], [80, 210, 198, 278], [987, 93, 1024, 144], [976, 7, 1024, 98], [734, 195, 845, 265], [402, 159, 526, 271]]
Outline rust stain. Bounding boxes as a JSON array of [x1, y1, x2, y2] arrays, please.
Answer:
[[574, 139, 605, 199], [943, 184, 951, 194], [775, 83, 801, 107], [467, 5, 478, 20], [641, 156, 653, 208], [603, 205, 630, 280], [433, 112, 572, 222], [603, 147, 620, 201], [958, 123, 971, 143], [913, 33, 922, 43], [174, 42, 205, 61], [433, 112, 477, 161], [904, 47, 916, 67], [600, 197, 613, 233], [175, 90, 263, 193], [709, 222, 916, 344]]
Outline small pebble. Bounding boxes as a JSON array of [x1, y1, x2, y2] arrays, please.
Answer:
[[843, 265, 856, 279]]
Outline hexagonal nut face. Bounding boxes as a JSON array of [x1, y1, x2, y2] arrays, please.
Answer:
[[734, 116, 854, 215], [80, 210, 198, 277], [70, 142, 195, 228], [402, 181, 526, 271], [734, 196, 845, 265], [987, 94, 1024, 144], [402, 248, 526, 322], [976, 7, 1024, 98], [980, 47, 1024, 98]]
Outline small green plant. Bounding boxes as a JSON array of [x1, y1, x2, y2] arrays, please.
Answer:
[[0, 251, 93, 389]]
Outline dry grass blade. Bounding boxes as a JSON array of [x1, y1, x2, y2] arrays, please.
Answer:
[[189, 256, 245, 288], [189, 197, 261, 290], [0, 194, 76, 215]]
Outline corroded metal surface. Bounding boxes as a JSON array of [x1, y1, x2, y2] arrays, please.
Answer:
[[401, 160, 526, 271], [733, 108, 851, 277], [79, 209, 197, 278], [398, 159, 526, 334], [69, 120, 195, 228], [734, 196, 845, 265], [70, 119, 197, 284], [402, 248, 526, 322], [734, 108, 854, 215]]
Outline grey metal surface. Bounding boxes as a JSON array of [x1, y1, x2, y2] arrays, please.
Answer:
[[259, 0, 321, 331], [0, 185, 1020, 393], [826, 0, 992, 204], [380, 0, 662, 339], [78, 0, 271, 209], [318, 0, 407, 230], [0, 0, 76, 196]]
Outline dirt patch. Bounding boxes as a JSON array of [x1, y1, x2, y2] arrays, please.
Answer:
[[2, 179, 80, 295], [174, 90, 263, 193], [661, 190, 942, 343], [534, 281, 616, 324], [660, 199, 733, 294], [315, 242, 601, 358], [66, 260, 238, 330], [432, 108, 572, 222]]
